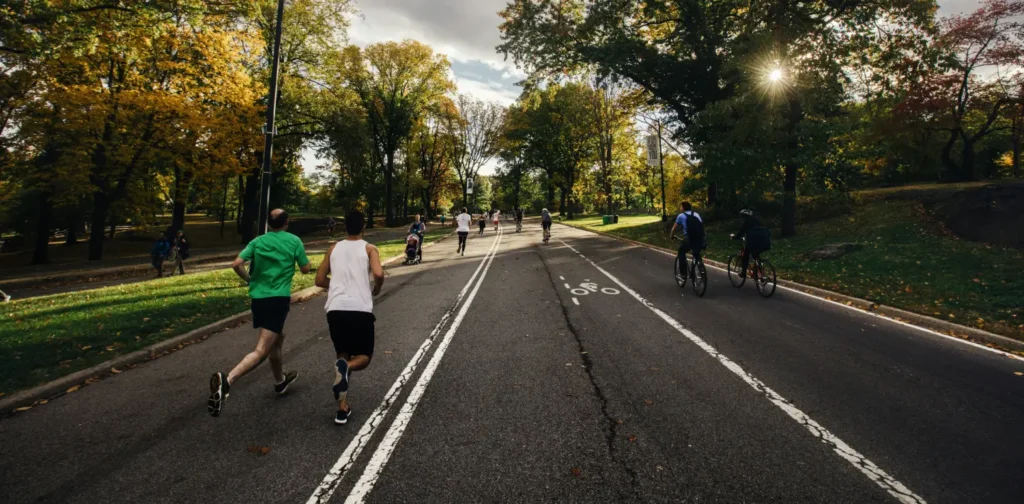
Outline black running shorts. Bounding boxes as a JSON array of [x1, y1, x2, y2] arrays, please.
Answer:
[[251, 296, 291, 334], [327, 310, 376, 357]]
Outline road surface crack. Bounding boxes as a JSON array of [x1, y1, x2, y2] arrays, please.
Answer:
[[537, 248, 642, 501]]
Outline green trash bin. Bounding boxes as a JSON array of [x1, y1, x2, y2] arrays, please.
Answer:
[[602, 215, 611, 225]]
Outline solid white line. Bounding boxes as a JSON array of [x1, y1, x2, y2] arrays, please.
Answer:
[[556, 238, 926, 504], [344, 228, 504, 504], [304, 231, 502, 504], [567, 225, 1023, 362], [572, 297, 580, 306]]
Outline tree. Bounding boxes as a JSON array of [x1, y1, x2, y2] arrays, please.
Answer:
[[340, 41, 454, 227], [449, 95, 504, 207], [902, 0, 1024, 181]]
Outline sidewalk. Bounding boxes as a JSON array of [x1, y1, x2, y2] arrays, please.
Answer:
[[0, 226, 425, 296]]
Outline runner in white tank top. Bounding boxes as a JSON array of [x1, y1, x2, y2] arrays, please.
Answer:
[[315, 211, 385, 425]]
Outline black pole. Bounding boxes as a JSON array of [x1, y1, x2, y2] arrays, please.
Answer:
[[658, 121, 667, 219], [257, 0, 286, 236]]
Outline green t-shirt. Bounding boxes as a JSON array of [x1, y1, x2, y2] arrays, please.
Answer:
[[240, 231, 310, 299]]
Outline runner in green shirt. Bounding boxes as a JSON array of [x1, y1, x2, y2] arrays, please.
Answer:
[[207, 209, 312, 417]]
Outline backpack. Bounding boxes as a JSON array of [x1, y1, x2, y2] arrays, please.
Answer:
[[685, 212, 705, 241]]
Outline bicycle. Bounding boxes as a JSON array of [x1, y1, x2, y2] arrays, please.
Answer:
[[672, 235, 707, 297], [542, 224, 551, 243], [727, 235, 776, 298]]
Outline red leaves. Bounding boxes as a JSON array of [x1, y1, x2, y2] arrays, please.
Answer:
[[247, 446, 271, 456]]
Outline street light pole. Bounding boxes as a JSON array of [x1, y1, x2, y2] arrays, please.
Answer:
[[257, 0, 286, 236]]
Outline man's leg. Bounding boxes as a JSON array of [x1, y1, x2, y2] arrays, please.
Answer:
[[677, 240, 690, 279], [740, 249, 751, 278], [227, 328, 281, 385], [268, 331, 286, 383], [177, 258, 185, 275], [337, 353, 371, 413]]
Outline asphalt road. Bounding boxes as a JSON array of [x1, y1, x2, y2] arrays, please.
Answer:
[[2, 223, 1023, 503]]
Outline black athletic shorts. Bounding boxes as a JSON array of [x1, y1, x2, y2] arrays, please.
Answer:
[[542, 221, 552, 230], [327, 311, 376, 357], [251, 296, 291, 334]]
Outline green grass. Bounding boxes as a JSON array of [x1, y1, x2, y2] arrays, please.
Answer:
[[563, 203, 1024, 341], [0, 228, 451, 396]]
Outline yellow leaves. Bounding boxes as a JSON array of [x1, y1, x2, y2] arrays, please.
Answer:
[[110, 368, 121, 374], [247, 446, 271, 456], [65, 385, 80, 393], [1014, 372, 1023, 376]]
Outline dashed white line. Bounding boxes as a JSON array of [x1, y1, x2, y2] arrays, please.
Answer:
[[559, 276, 565, 280], [304, 231, 503, 504], [563, 283, 571, 290], [572, 297, 580, 306], [556, 238, 927, 504], [343, 229, 504, 504]]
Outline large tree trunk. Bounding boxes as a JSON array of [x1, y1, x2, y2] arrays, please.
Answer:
[[220, 176, 229, 239], [1011, 111, 1021, 178], [236, 175, 244, 234], [781, 98, 803, 238], [32, 193, 52, 265], [545, 169, 555, 209], [240, 172, 260, 244], [384, 151, 395, 227], [960, 139, 976, 181], [64, 214, 78, 246], [940, 129, 960, 181], [88, 193, 111, 260]]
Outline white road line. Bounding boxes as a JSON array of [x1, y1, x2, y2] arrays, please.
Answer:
[[573, 226, 1023, 362], [343, 228, 504, 504], [563, 283, 571, 289], [559, 276, 565, 280], [556, 238, 926, 504], [305, 232, 502, 504], [572, 297, 580, 306]]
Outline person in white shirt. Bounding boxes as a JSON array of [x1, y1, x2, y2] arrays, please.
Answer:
[[455, 207, 471, 256], [491, 209, 501, 232], [314, 210, 385, 425]]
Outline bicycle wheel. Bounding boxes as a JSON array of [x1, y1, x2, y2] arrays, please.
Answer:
[[727, 255, 745, 288], [674, 256, 686, 288], [756, 259, 777, 298], [692, 259, 707, 297]]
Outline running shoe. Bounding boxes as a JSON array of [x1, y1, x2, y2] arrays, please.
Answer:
[[333, 359, 350, 400], [274, 371, 299, 395], [335, 408, 351, 425], [2, 294, 10, 303], [207, 372, 230, 417]]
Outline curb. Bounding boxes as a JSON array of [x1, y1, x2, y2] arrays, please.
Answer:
[[0, 231, 455, 416], [557, 223, 1024, 355]]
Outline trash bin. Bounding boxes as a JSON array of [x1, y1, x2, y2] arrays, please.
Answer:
[[602, 215, 611, 225], [613, 215, 619, 224]]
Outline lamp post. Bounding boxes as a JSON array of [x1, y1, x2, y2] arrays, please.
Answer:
[[256, 0, 286, 236]]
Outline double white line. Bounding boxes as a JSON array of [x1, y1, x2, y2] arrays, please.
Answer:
[[306, 228, 504, 504]]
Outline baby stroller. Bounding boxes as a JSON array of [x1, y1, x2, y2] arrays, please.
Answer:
[[403, 233, 422, 265]]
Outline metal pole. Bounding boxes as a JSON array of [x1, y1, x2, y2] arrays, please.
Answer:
[[658, 121, 667, 219], [257, 0, 286, 236]]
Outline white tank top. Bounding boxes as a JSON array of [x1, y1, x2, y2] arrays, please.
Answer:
[[325, 239, 374, 313]]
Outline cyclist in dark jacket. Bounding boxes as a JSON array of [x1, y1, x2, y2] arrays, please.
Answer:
[[732, 209, 771, 278]]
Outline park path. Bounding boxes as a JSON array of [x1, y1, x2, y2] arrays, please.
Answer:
[[2, 223, 1022, 503]]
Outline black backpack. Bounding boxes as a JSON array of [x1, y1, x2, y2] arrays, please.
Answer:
[[685, 212, 705, 241]]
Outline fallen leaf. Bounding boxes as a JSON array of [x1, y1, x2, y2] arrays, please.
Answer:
[[247, 446, 271, 456], [143, 317, 151, 322], [15, 406, 32, 412], [565, 363, 572, 367], [38, 399, 48, 405], [80, 345, 92, 351], [1014, 372, 1023, 376], [616, 419, 624, 425], [643, 399, 654, 405], [65, 385, 80, 393], [110, 368, 121, 374], [571, 467, 582, 478], [627, 435, 637, 442]]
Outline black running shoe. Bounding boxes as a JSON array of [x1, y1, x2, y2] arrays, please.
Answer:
[[275, 371, 299, 395], [333, 359, 350, 400], [335, 408, 351, 425], [207, 372, 230, 417]]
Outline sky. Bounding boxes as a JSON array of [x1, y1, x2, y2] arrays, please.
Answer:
[[300, 0, 982, 175]]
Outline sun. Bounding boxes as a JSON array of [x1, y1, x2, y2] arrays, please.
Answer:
[[769, 69, 783, 83]]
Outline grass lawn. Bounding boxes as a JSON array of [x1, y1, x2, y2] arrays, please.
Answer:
[[563, 201, 1023, 341], [0, 228, 451, 396]]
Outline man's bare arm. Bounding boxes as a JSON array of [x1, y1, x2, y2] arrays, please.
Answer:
[[231, 256, 250, 283], [314, 244, 335, 288], [368, 245, 385, 296]]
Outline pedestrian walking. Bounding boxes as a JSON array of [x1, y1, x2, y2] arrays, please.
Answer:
[[456, 207, 471, 255], [171, 230, 189, 276], [314, 210, 385, 425], [150, 235, 172, 278], [207, 209, 312, 417], [478, 213, 486, 235]]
